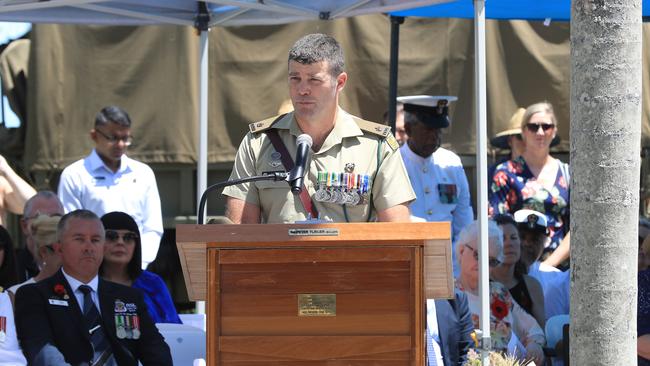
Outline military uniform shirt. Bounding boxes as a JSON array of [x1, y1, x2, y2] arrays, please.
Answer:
[[400, 143, 473, 275], [223, 108, 416, 223]]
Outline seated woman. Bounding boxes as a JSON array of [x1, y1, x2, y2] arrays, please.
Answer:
[[490, 214, 546, 328], [456, 219, 546, 365], [100, 211, 181, 324], [0, 289, 26, 365], [0, 226, 19, 290], [8, 215, 62, 294]]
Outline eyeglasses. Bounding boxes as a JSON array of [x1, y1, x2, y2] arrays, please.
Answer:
[[525, 123, 555, 133], [464, 244, 501, 267], [95, 129, 133, 146], [105, 230, 138, 243]]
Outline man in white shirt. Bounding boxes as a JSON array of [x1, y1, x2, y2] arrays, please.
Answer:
[[57, 106, 163, 269], [399, 96, 473, 275], [515, 209, 570, 320]]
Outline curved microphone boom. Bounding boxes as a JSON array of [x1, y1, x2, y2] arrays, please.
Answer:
[[288, 134, 313, 195]]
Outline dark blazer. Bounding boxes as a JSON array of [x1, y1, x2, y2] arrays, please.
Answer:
[[14, 269, 172, 366], [433, 289, 474, 366]]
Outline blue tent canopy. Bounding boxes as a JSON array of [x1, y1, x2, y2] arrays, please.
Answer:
[[391, 0, 650, 21]]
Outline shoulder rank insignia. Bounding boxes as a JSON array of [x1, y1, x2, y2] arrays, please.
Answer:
[[249, 113, 288, 134], [385, 133, 399, 151], [353, 117, 391, 138], [353, 117, 398, 151]]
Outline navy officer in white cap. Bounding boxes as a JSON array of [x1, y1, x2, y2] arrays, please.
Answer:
[[398, 95, 473, 276]]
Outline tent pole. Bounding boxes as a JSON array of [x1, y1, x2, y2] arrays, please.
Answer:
[[474, 0, 490, 364], [388, 16, 403, 132], [195, 1, 210, 315]]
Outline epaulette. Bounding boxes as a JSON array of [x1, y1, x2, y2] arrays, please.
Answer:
[[0, 286, 4, 293], [249, 113, 287, 134], [353, 117, 399, 151]]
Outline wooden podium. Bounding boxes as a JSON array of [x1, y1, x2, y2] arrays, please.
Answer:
[[177, 222, 453, 366]]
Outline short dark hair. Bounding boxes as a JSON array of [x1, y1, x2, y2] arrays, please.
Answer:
[[288, 33, 345, 77], [95, 106, 132, 128], [99, 211, 142, 280], [57, 209, 103, 241]]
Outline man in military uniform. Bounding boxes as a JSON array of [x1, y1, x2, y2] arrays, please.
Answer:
[[398, 96, 473, 274], [223, 33, 415, 223]]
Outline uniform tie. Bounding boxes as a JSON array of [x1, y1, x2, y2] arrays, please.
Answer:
[[426, 329, 438, 366], [78, 285, 115, 366]]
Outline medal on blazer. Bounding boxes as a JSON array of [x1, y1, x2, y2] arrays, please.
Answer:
[[131, 315, 141, 340], [0, 316, 6, 343], [115, 315, 127, 339]]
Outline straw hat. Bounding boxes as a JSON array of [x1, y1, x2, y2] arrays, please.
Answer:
[[490, 108, 525, 149], [490, 107, 560, 149]]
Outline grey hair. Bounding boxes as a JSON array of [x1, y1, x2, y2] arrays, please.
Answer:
[[288, 33, 345, 77], [57, 209, 103, 242], [456, 219, 504, 263], [24, 191, 62, 218]]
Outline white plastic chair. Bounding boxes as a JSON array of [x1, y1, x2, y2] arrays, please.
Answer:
[[156, 323, 206, 365]]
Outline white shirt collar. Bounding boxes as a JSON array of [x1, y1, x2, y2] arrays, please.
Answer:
[[400, 142, 431, 164], [61, 268, 99, 293], [88, 148, 129, 174]]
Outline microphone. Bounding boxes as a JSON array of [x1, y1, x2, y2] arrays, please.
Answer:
[[288, 134, 313, 195]]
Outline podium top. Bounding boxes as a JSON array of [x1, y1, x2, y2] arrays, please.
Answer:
[[177, 222, 450, 247], [176, 222, 453, 301]]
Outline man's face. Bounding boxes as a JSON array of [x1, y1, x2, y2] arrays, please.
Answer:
[[395, 106, 407, 146], [21, 197, 64, 255], [405, 121, 442, 158], [519, 229, 546, 267], [54, 217, 104, 282], [288, 60, 346, 124], [90, 122, 131, 166]]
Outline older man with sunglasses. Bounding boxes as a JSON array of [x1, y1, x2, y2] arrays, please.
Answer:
[[57, 106, 163, 269]]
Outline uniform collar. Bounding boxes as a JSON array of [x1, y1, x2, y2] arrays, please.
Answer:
[[88, 149, 129, 174], [274, 107, 363, 154], [400, 142, 431, 164]]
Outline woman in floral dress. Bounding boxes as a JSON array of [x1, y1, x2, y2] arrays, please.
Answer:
[[489, 102, 570, 269], [456, 220, 546, 365]]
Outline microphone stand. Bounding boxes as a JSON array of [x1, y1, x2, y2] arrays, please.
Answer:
[[197, 171, 289, 224]]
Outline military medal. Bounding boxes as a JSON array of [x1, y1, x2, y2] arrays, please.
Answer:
[[131, 315, 141, 340], [329, 172, 341, 203], [344, 162, 355, 173], [0, 316, 6, 343], [115, 315, 127, 339]]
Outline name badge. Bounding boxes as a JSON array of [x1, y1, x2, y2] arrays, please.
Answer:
[[49, 299, 69, 306]]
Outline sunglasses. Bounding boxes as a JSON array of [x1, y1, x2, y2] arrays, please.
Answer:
[[464, 244, 501, 267], [525, 123, 555, 133], [105, 230, 138, 243]]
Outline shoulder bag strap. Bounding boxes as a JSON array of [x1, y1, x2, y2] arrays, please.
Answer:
[[264, 129, 319, 219]]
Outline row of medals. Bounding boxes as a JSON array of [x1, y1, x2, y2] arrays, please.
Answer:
[[115, 314, 141, 340], [314, 171, 370, 205]]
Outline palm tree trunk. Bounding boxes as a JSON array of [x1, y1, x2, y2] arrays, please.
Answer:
[[571, 1, 642, 364]]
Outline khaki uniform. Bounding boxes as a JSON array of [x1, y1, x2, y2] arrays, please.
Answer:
[[223, 108, 415, 223]]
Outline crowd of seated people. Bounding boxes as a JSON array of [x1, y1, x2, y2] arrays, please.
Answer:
[[0, 188, 180, 365]]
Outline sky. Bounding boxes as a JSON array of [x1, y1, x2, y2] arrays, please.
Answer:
[[0, 22, 31, 128]]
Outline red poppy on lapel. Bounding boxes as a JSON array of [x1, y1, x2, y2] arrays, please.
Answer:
[[53, 284, 69, 300]]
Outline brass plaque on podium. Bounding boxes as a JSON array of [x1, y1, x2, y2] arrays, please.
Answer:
[[297, 294, 336, 316]]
